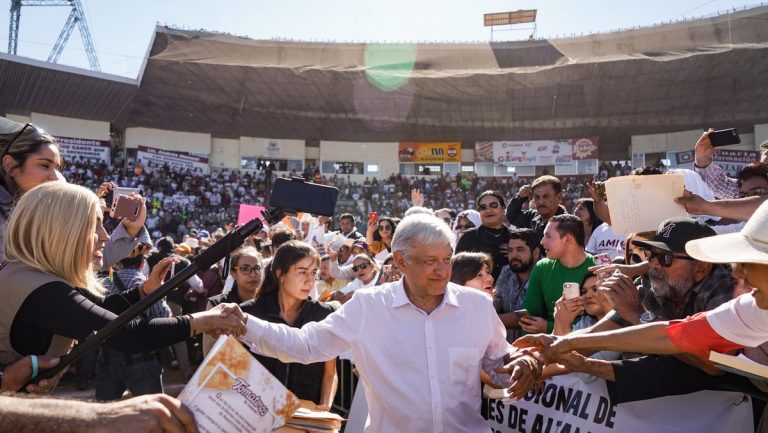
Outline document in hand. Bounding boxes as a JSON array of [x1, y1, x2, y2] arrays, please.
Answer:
[[710, 351, 768, 382], [284, 406, 345, 432], [178, 336, 301, 433], [604, 174, 688, 234]]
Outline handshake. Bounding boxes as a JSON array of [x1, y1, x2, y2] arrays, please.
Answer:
[[188, 303, 249, 338]]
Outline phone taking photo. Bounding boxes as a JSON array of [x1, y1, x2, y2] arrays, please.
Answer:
[[110, 195, 141, 220], [563, 282, 581, 300], [708, 128, 741, 147]]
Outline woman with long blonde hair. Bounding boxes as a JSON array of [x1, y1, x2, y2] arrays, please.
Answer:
[[0, 182, 245, 372]]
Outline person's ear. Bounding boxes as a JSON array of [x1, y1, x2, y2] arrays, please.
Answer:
[[2, 155, 16, 174], [693, 261, 713, 283], [393, 251, 407, 270]]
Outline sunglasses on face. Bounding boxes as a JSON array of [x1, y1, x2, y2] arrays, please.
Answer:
[[477, 202, 501, 211], [234, 265, 262, 275], [646, 250, 695, 267], [440, 217, 452, 224], [378, 224, 392, 231], [352, 262, 371, 272]]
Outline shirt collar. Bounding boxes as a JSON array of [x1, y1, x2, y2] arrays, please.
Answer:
[[391, 278, 460, 310]]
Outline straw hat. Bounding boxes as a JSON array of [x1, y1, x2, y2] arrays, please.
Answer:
[[685, 200, 768, 265]]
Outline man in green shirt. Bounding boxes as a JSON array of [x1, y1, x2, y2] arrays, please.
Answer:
[[523, 214, 595, 333]]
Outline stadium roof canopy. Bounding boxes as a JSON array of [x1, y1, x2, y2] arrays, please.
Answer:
[[3, 6, 768, 159], [0, 52, 137, 123]]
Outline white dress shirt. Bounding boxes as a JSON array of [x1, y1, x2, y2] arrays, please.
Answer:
[[242, 279, 514, 433]]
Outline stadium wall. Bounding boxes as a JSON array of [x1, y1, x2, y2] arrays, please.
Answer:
[[210, 137, 240, 169], [125, 127, 211, 155], [756, 123, 768, 147], [21, 113, 110, 141], [320, 141, 399, 182]]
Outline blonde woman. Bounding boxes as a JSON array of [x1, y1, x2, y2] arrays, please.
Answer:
[[0, 182, 245, 370]]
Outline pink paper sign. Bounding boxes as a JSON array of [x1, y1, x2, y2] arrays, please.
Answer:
[[237, 204, 266, 226]]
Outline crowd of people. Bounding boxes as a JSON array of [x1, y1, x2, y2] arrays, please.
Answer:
[[2, 113, 768, 433]]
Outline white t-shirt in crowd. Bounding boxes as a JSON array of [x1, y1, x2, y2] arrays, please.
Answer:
[[707, 293, 768, 347], [586, 223, 625, 259]]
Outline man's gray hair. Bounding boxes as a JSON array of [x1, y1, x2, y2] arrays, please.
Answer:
[[391, 214, 455, 255], [404, 206, 434, 217]]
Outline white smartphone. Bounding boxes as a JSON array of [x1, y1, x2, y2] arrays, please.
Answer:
[[563, 282, 581, 300]]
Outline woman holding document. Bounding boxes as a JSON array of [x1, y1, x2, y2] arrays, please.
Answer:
[[240, 240, 338, 410]]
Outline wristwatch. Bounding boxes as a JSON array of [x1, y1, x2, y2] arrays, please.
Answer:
[[640, 310, 657, 324]]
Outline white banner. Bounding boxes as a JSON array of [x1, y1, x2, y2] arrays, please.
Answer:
[[57, 137, 111, 166], [137, 145, 209, 174], [485, 374, 752, 433], [491, 140, 573, 167]]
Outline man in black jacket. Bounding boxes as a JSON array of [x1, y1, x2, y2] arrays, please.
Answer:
[[506, 175, 566, 237]]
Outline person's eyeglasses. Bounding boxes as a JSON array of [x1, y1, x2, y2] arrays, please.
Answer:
[[455, 224, 474, 230], [738, 187, 768, 198], [646, 250, 695, 267], [378, 224, 392, 231], [351, 263, 371, 272], [477, 202, 501, 211], [234, 265, 262, 275]]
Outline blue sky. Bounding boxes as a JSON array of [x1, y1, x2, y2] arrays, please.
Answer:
[[0, 0, 759, 77]]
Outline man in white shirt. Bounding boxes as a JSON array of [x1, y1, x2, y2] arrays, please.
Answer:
[[240, 214, 542, 433]]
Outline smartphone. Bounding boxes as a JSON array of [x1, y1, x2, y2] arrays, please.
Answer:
[[708, 128, 741, 147], [594, 181, 606, 197], [105, 186, 142, 208], [513, 308, 530, 318], [270, 177, 338, 216], [110, 195, 140, 220], [563, 282, 581, 300], [594, 253, 612, 266], [369, 211, 378, 225]]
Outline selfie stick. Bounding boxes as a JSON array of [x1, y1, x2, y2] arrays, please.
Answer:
[[27, 207, 287, 387]]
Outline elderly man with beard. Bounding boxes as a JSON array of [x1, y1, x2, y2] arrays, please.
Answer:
[[525, 217, 738, 404], [494, 228, 543, 342]]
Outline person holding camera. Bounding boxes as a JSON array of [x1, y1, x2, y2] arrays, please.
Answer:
[[0, 182, 247, 383], [0, 117, 150, 266]]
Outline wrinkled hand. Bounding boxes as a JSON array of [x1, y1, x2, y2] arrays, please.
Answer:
[[143, 256, 179, 296], [598, 272, 642, 323], [694, 128, 716, 168], [96, 394, 198, 433], [2, 355, 64, 394], [514, 334, 572, 363], [191, 303, 247, 337], [494, 355, 542, 400], [121, 193, 148, 237], [675, 189, 710, 215], [519, 315, 547, 334], [411, 188, 424, 207], [549, 351, 588, 372]]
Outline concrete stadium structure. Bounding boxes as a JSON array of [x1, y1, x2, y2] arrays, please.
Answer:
[[1, 5, 767, 171]]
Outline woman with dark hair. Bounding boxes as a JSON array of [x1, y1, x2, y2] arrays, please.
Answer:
[[455, 190, 510, 281], [366, 216, 397, 263], [0, 116, 148, 265], [573, 198, 602, 246], [240, 240, 337, 410], [450, 252, 494, 298]]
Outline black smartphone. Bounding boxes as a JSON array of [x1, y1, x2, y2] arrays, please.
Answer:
[[270, 177, 338, 216], [708, 128, 741, 147]]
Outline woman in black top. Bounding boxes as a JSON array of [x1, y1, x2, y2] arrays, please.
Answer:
[[0, 182, 245, 369], [454, 190, 510, 281], [240, 240, 337, 409]]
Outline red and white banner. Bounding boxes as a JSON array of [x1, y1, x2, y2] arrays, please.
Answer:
[[485, 374, 752, 433], [57, 136, 111, 166], [137, 145, 209, 174]]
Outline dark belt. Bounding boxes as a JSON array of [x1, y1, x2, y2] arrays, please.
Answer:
[[101, 347, 158, 366]]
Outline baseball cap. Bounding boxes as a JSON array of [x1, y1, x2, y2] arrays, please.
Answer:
[[198, 230, 210, 238], [632, 217, 715, 255]]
